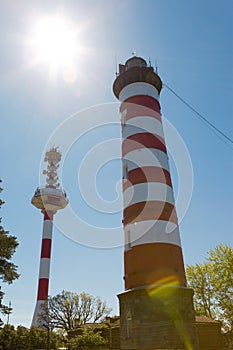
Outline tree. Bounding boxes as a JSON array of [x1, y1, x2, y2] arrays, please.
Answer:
[[39, 290, 112, 331], [186, 244, 233, 333], [0, 180, 19, 324]]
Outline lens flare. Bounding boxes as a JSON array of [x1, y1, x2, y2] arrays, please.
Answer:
[[147, 278, 195, 350]]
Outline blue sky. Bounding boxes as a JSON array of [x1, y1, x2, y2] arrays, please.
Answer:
[[1, 0, 232, 327]]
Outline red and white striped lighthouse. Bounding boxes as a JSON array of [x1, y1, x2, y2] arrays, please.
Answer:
[[113, 57, 199, 349], [31, 147, 68, 328], [114, 56, 186, 290]]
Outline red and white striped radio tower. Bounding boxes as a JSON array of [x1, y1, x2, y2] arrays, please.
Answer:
[[31, 147, 68, 328], [113, 57, 199, 349]]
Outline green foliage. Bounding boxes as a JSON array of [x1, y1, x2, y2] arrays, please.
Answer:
[[186, 244, 233, 333], [39, 290, 111, 331], [0, 324, 62, 350], [69, 329, 107, 349], [0, 231, 19, 283], [0, 324, 17, 350], [0, 323, 107, 349], [0, 180, 19, 324]]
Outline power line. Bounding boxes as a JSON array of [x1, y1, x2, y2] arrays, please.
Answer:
[[163, 83, 233, 148]]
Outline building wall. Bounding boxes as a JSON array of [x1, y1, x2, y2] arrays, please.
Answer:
[[68, 317, 223, 350], [118, 287, 199, 350], [196, 319, 222, 350]]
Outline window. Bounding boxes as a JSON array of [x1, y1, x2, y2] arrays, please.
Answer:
[[127, 230, 131, 249], [123, 163, 128, 180], [121, 108, 127, 129], [126, 310, 132, 338]]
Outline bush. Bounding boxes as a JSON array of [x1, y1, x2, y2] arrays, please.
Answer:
[[0, 324, 62, 349], [69, 329, 107, 349]]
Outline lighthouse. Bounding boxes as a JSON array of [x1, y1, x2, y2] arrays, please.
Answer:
[[31, 147, 68, 328], [113, 57, 199, 349]]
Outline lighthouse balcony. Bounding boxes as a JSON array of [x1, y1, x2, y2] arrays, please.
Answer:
[[32, 187, 68, 212], [34, 186, 67, 198]]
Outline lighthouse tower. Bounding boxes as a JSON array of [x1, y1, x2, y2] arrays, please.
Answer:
[[113, 57, 199, 349], [31, 147, 68, 328]]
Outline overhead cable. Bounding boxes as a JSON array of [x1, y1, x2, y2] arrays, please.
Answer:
[[163, 83, 233, 148]]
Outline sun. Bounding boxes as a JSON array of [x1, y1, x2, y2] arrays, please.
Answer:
[[32, 16, 78, 68]]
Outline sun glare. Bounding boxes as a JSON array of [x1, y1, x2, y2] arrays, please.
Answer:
[[32, 16, 78, 68]]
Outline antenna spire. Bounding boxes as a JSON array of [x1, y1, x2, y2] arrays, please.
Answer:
[[115, 53, 118, 76], [154, 57, 158, 73]]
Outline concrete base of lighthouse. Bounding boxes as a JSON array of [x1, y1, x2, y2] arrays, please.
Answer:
[[118, 286, 199, 350]]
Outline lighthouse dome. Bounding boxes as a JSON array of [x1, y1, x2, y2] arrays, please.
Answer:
[[125, 56, 147, 70]]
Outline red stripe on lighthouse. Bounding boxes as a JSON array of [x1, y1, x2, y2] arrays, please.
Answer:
[[40, 239, 52, 258], [121, 95, 161, 113], [44, 211, 54, 220], [122, 133, 167, 156], [37, 278, 49, 300], [123, 201, 178, 226], [124, 243, 186, 289], [123, 166, 172, 190]]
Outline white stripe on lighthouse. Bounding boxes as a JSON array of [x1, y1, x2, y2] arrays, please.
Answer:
[[38, 258, 51, 279], [119, 82, 160, 102], [123, 148, 170, 173], [123, 182, 175, 208], [122, 116, 164, 141], [124, 220, 181, 251], [42, 220, 53, 239]]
